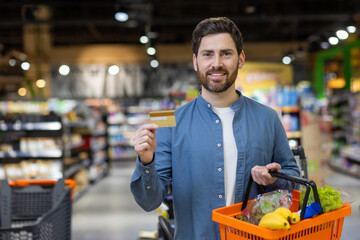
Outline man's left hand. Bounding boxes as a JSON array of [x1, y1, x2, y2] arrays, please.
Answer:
[[251, 163, 281, 186]]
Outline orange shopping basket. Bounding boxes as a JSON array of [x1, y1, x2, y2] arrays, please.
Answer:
[[212, 172, 352, 240]]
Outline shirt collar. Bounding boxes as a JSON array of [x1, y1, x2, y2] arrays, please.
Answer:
[[197, 90, 244, 111]]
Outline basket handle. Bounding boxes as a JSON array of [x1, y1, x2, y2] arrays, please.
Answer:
[[241, 171, 321, 220]]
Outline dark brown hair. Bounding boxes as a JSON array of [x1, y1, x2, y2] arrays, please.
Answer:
[[191, 17, 243, 56]]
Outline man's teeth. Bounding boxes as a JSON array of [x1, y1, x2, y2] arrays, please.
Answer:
[[211, 73, 224, 75]]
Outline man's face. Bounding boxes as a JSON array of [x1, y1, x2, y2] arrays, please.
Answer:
[[193, 33, 245, 93]]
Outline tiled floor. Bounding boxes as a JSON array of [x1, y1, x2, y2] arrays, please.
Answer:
[[72, 160, 360, 240]]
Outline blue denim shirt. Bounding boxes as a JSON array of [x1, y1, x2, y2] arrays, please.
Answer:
[[131, 92, 300, 240]]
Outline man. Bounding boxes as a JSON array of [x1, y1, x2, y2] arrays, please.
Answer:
[[131, 17, 300, 239]]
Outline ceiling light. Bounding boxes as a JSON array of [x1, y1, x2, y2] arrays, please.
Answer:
[[336, 30, 349, 40], [140, 36, 149, 44], [108, 65, 120, 75], [115, 10, 128, 22], [320, 42, 330, 49], [36, 79, 46, 88], [150, 59, 159, 68], [282, 56, 291, 65], [147, 47, 156, 55], [244, 6, 256, 14], [9, 58, 16, 67], [328, 37, 339, 45], [21, 61, 30, 70], [59, 65, 70, 75], [18, 87, 27, 96], [347, 25, 356, 33]]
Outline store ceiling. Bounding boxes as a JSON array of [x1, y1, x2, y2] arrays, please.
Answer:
[[0, 0, 359, 55]]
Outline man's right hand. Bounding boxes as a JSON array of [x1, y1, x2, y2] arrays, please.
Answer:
[[133, 123, 159, 165]]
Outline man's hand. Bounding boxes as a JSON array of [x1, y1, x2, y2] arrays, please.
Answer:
[[133, 123, 158, 165], [251, 163, 281, 186]]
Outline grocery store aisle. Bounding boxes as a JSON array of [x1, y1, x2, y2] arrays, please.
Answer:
[[323, 170, 360, 240], [71, 160, 158, 240], [71, 160, 360, 240]]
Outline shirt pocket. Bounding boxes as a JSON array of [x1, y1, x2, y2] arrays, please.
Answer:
[[249, 141, 273, 167]]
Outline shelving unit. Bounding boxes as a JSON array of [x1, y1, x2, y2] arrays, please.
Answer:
[[328, 92, 360, 179], [0, 100, 111, 199], [107, 99, 175, 161], [107, 109, 149, 161], [274, 106, 302, 146], [0, 113, 63, 180]]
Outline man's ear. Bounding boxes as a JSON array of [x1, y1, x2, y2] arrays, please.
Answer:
[[193, 53, 198, 71], [238, 50, 245, 69]]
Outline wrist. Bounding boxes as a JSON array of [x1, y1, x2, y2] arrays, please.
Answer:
[[139, 153, 155, 166]]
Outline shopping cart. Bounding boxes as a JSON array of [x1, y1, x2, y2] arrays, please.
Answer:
[[212, 172, 352, 240], [0, 178, 76, 240]]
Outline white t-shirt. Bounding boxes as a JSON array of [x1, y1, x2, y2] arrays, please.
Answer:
[[213, 107, 237, 206]]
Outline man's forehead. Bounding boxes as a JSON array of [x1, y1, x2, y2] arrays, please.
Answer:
[[199, 33, 236, 50]]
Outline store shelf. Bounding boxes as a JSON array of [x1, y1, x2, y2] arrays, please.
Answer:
[[0, 121, 62, 131], [340, 146, 360, 163], [286, 131, 302, 139], [275, 106, 300, 113], [64, 158, 91, 178], [0, 150, 62, 159], [328, 160, 360, 179]]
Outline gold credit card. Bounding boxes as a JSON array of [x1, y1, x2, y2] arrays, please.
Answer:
[[150, 110, 176, 127]]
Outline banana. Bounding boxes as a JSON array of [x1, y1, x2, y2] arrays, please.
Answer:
[[273, 207, 292, 222], [258, 212, 290, 230], [289, 212, 300, 224]]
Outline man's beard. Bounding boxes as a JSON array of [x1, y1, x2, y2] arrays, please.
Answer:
[[196, 63, 238, 93]]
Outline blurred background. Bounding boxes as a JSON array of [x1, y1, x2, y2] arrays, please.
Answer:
[[0, 0, 360, 239]]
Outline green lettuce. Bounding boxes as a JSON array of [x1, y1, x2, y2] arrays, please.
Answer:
[[299, 185, 343, 213]]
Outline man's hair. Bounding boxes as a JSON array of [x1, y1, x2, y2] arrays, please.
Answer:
[[191, 17, 243, 56]]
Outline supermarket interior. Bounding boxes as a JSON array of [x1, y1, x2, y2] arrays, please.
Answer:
[[1, 0, 360, 239]]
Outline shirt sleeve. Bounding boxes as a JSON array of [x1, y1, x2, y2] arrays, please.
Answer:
[[130, 128, 173, 212], [265, 111, 301, 192], [130, 156, 166, 211]]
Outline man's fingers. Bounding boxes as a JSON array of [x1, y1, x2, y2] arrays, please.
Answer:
[[139, 123, 159, 132], [134, 142, 151, 154], [251, 165, 277, 186], [266, 162, 281, 172]]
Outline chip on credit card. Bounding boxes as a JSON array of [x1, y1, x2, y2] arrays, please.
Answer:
[[149, 110, 176, 127]]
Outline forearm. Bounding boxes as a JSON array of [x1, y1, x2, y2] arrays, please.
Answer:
[[130, 157, 167, 211]]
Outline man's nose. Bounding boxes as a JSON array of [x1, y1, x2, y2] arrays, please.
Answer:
[[212, 55, 224, 69]]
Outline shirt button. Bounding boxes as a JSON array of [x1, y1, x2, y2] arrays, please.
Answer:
[[215, 120, 219, 124], [146, 186, 151, 189], [218, 168, 222, 172], [217, 143, 222, 148], [218, 195, 223, 199], [145, 170, 150, 174]]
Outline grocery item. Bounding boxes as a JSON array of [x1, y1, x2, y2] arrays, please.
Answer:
[[289, 212, 300, 224], [258, 212, 290, 230], [273, 207, 292, 222], [299, 185, 343, 213], [238, 189, 292, 225]]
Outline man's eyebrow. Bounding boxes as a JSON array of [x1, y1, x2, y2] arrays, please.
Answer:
[[199, 49, 213, 53], [200, 48, 235, 53]]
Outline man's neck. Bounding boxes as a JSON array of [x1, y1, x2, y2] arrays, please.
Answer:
[[201, 86, 240, 108]]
